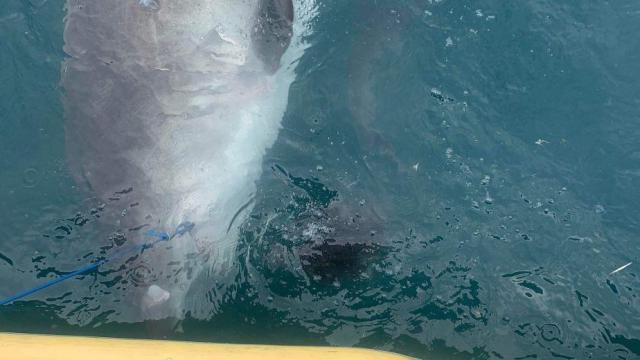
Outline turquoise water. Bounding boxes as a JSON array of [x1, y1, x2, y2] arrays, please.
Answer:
[[2, 0, 640, 358]]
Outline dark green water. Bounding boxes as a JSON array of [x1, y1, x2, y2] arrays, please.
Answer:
[[1, 1, 640, 359]]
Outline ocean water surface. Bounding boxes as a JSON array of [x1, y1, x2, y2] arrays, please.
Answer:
[[1, 0, 640, 359]]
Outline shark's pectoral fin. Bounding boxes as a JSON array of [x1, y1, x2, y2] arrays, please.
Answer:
[[252, 0, 294, 73]]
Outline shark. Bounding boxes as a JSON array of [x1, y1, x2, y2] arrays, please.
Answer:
[[62, 0, 303, 321]]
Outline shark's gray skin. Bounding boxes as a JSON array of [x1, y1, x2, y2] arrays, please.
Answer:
[[62, 0, 295, 320]]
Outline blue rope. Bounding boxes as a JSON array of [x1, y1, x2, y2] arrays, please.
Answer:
[[0, 222, 194, 306]]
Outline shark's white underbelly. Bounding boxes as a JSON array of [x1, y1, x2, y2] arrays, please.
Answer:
[[62, 0, 316, 321]]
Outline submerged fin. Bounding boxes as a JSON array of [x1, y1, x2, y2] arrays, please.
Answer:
[[252, 0, 294, 73]]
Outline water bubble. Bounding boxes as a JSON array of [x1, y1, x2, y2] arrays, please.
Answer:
[[129, 264, 154, 287], [22, 168, 39, 188], [540, 323, 562, 343]]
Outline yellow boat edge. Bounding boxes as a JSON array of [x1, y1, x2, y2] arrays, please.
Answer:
[[0, 332, 415, 360]]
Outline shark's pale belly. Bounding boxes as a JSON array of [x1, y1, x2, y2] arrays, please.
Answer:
[[61, 0, 307, 320]]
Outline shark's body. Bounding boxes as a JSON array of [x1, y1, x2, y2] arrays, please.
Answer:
[[62, 0, 296, 320]]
